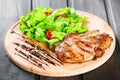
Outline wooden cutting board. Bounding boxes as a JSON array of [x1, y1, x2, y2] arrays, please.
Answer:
[[4, 11, 115, 77]]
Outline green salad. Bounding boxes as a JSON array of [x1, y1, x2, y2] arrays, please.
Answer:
[[19, 7, 88, 49]]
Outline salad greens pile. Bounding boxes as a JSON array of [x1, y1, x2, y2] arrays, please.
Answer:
[[19, 7, 88, 49]]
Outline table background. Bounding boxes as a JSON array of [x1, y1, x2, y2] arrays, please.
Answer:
[[0, 0, 120, 80]]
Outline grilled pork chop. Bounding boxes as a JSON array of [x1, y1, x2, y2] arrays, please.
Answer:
[[55, 30, 113, 63]]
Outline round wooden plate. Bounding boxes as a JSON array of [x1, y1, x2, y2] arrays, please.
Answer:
[[5, 11, 115, 77]]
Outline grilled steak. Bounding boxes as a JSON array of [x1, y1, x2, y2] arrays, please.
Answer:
[[55, 30, 113, 63]]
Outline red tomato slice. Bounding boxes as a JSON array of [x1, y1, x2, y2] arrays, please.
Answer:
[[46, 30, 53, 39]]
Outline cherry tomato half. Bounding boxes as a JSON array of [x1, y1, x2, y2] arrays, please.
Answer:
[[46, 30, 53, 39]]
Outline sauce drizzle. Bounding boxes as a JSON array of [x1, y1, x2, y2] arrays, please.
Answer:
[[11, 30, 63, 70], [15, 48, 45, 70]]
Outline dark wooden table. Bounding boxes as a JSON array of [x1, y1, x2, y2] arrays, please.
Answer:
[[0, 0, 120, 80]]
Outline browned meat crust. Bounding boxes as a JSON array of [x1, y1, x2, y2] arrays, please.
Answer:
[[55, 30, 113, 63]]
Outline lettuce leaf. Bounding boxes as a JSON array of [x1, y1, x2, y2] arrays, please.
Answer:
[[35, 28, 48, 43], [27, 27, 36, 39], [19, 7, 89, 49], [19, 16, 29, 34], [52, 31, 66, 40], [48, 39, 59, 49]]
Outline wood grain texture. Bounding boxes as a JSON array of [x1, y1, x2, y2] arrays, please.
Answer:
[[32, 0, 50, 9], [39, 76, 80, 80], [68, 0, 107, 21], [105, 0, 120, 79], [0, 0, 36, 80], [68, 0, 120, 80], [32, 0, 67, 9], [50, 0, 67, 8], [105, 0, 120, 46]]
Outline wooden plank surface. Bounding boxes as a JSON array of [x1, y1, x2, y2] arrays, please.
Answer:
[[105, 0, 120, 45], [105, 0, 120, 79], [0, 0, 36, 80], [50, 0, 67, 8], [32, 0, 67, 9], [68, 0, 107, 21], [32, 0, 50, 9], [1, 0, 120, 80], [68, 0, 120, 80]]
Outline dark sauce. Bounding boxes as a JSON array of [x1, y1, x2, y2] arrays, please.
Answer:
[[44, 58, 55, 66], [24, 40, 63, 64], [11, 31, 15, 34], [15, 48, 45, 70], [18, 38, 62, 65], [13, 42, 58, 66]]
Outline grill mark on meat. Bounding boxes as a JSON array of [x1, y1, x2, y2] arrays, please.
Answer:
[[76, 41, 94, 54], [83, 42, 92, 48]]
